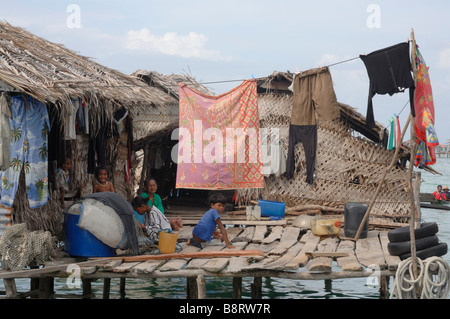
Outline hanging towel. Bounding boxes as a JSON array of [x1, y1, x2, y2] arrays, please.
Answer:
[[413, 44, 438, 166], [176, 80, 263, 189], [1, 96, 50, 208], [360, 42, 415, 127], [388, 118, 395, 150]]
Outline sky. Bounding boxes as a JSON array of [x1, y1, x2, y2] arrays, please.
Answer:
[[1, 0, 450, 143]]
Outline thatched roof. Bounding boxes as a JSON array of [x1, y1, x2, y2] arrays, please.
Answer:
[[130, 70, 214, 145], [132, 70, 214, 100], [0, 21, 172, 112]]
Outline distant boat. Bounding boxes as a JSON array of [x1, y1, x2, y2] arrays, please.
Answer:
[[420, 193, 450, 210]]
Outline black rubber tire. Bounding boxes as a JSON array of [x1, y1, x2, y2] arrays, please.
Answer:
[[400, 242, 448, 260], [387, 235, 439, 256], [388, 222, 439, 243]]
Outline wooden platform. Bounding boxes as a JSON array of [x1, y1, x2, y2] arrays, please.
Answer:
[[0, 219, 401, 298]]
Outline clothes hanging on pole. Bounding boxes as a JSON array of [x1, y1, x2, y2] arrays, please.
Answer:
[[413, 44, 438, 166], [1, 96, 50, 208], [286, 67, 340, 184], [0, 93, 12, 170], [360, 42, 415, 127]]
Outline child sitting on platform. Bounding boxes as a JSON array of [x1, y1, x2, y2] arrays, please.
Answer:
[[93, 165, 115, 193], [188, 193, 235, 249], [131, 196, 172, 242]]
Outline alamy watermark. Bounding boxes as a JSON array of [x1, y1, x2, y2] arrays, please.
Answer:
[[66, 4, 82, 29], [171, 123, 282, 174], [366, 4, 381, 29]]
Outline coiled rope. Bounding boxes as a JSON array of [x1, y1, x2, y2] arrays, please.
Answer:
[[390, 256, 450, 299]]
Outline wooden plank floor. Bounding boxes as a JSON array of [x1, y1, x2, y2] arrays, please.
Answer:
[[0, 205, 405, 282], [0, 225, 402, 282]]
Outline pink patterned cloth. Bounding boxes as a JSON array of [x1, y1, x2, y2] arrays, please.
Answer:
[[176, 80, 264, 189]]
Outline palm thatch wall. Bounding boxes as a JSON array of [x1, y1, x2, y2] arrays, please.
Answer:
[[237, 71, 412, 224], [0, 22, 173, 237]]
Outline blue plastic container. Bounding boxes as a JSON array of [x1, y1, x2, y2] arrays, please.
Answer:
[[64, 212, 116, 258], [258, 200, 285, 218]]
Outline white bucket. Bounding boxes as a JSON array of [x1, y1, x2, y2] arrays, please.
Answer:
[[246, 206, 261, 221]]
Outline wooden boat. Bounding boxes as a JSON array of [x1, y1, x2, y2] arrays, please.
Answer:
[[420, 193, 450, 210]]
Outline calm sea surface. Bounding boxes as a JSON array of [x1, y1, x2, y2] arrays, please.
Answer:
[[2, 159, 450, 300]]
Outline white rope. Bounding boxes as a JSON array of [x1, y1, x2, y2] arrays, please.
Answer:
[[390, 256, 450, 299]]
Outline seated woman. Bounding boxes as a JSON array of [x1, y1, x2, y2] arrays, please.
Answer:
[[140, 178, 183, 231]]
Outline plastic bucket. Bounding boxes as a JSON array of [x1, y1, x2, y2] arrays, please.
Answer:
[[64, 212, 117, 257], [158, 230, 178, 254], [258, 200, 285, 218], [344, 203, 369, 239]]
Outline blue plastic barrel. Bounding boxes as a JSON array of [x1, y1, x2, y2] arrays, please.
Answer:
[[258, 200, 285, 218], [64, 212, 116, 257]]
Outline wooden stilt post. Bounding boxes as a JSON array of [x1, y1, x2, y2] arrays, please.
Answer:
[[233, 277, 242, 299], [2, 259, 17, 299], [196, 275, 206, 299], [251, 277, 262, 299], [119, 277, 126, 299], [39, 277, 54, 299], [324, 279, 332, 292], [82, 278, 92, 299], [379, 276, 388, 299], [187, 277, 198, 299], [103, 278, 111, 299]]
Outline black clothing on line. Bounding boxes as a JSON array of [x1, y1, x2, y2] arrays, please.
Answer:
[[360, 42, 415, 127], [286, 124, 317, 184]]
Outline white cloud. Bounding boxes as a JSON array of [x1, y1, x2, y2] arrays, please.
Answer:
[[438, 48, 450, 69], [317, 53, 339, 67], [125, 28, 231, 61]]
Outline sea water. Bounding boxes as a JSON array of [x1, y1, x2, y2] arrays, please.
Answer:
[[2, 159, 449, 300]]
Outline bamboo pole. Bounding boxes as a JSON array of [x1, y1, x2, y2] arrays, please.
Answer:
[[90, 249, 265, 262], [353, 114, 411, 241], [408, 27, 419, 286]]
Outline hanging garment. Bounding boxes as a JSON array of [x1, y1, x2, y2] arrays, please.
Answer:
[[176, 80, 263, 189], [0, 93, 12, 170], [87, 126, 106, 174], [413, 45, 438, 166], [286, 125, 317, 184], [286, 67, 340, 184], [64, 98, 78, 140], [388, 117, 395, 150], [388, 116, 401, 151], [1, 96, 50, 208], [360, 42, 415, 127], [290, 67, 340, 126], [263, 141, 286, 177]]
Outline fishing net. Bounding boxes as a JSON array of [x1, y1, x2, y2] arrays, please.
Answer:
[[0, 223, 56, 271]]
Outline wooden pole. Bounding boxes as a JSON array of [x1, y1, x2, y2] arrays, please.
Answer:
[[196, 275, 206, 299], [233, 277, 243, 299], [408, 27, 419, 285], [353, 114, 411, 241]]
